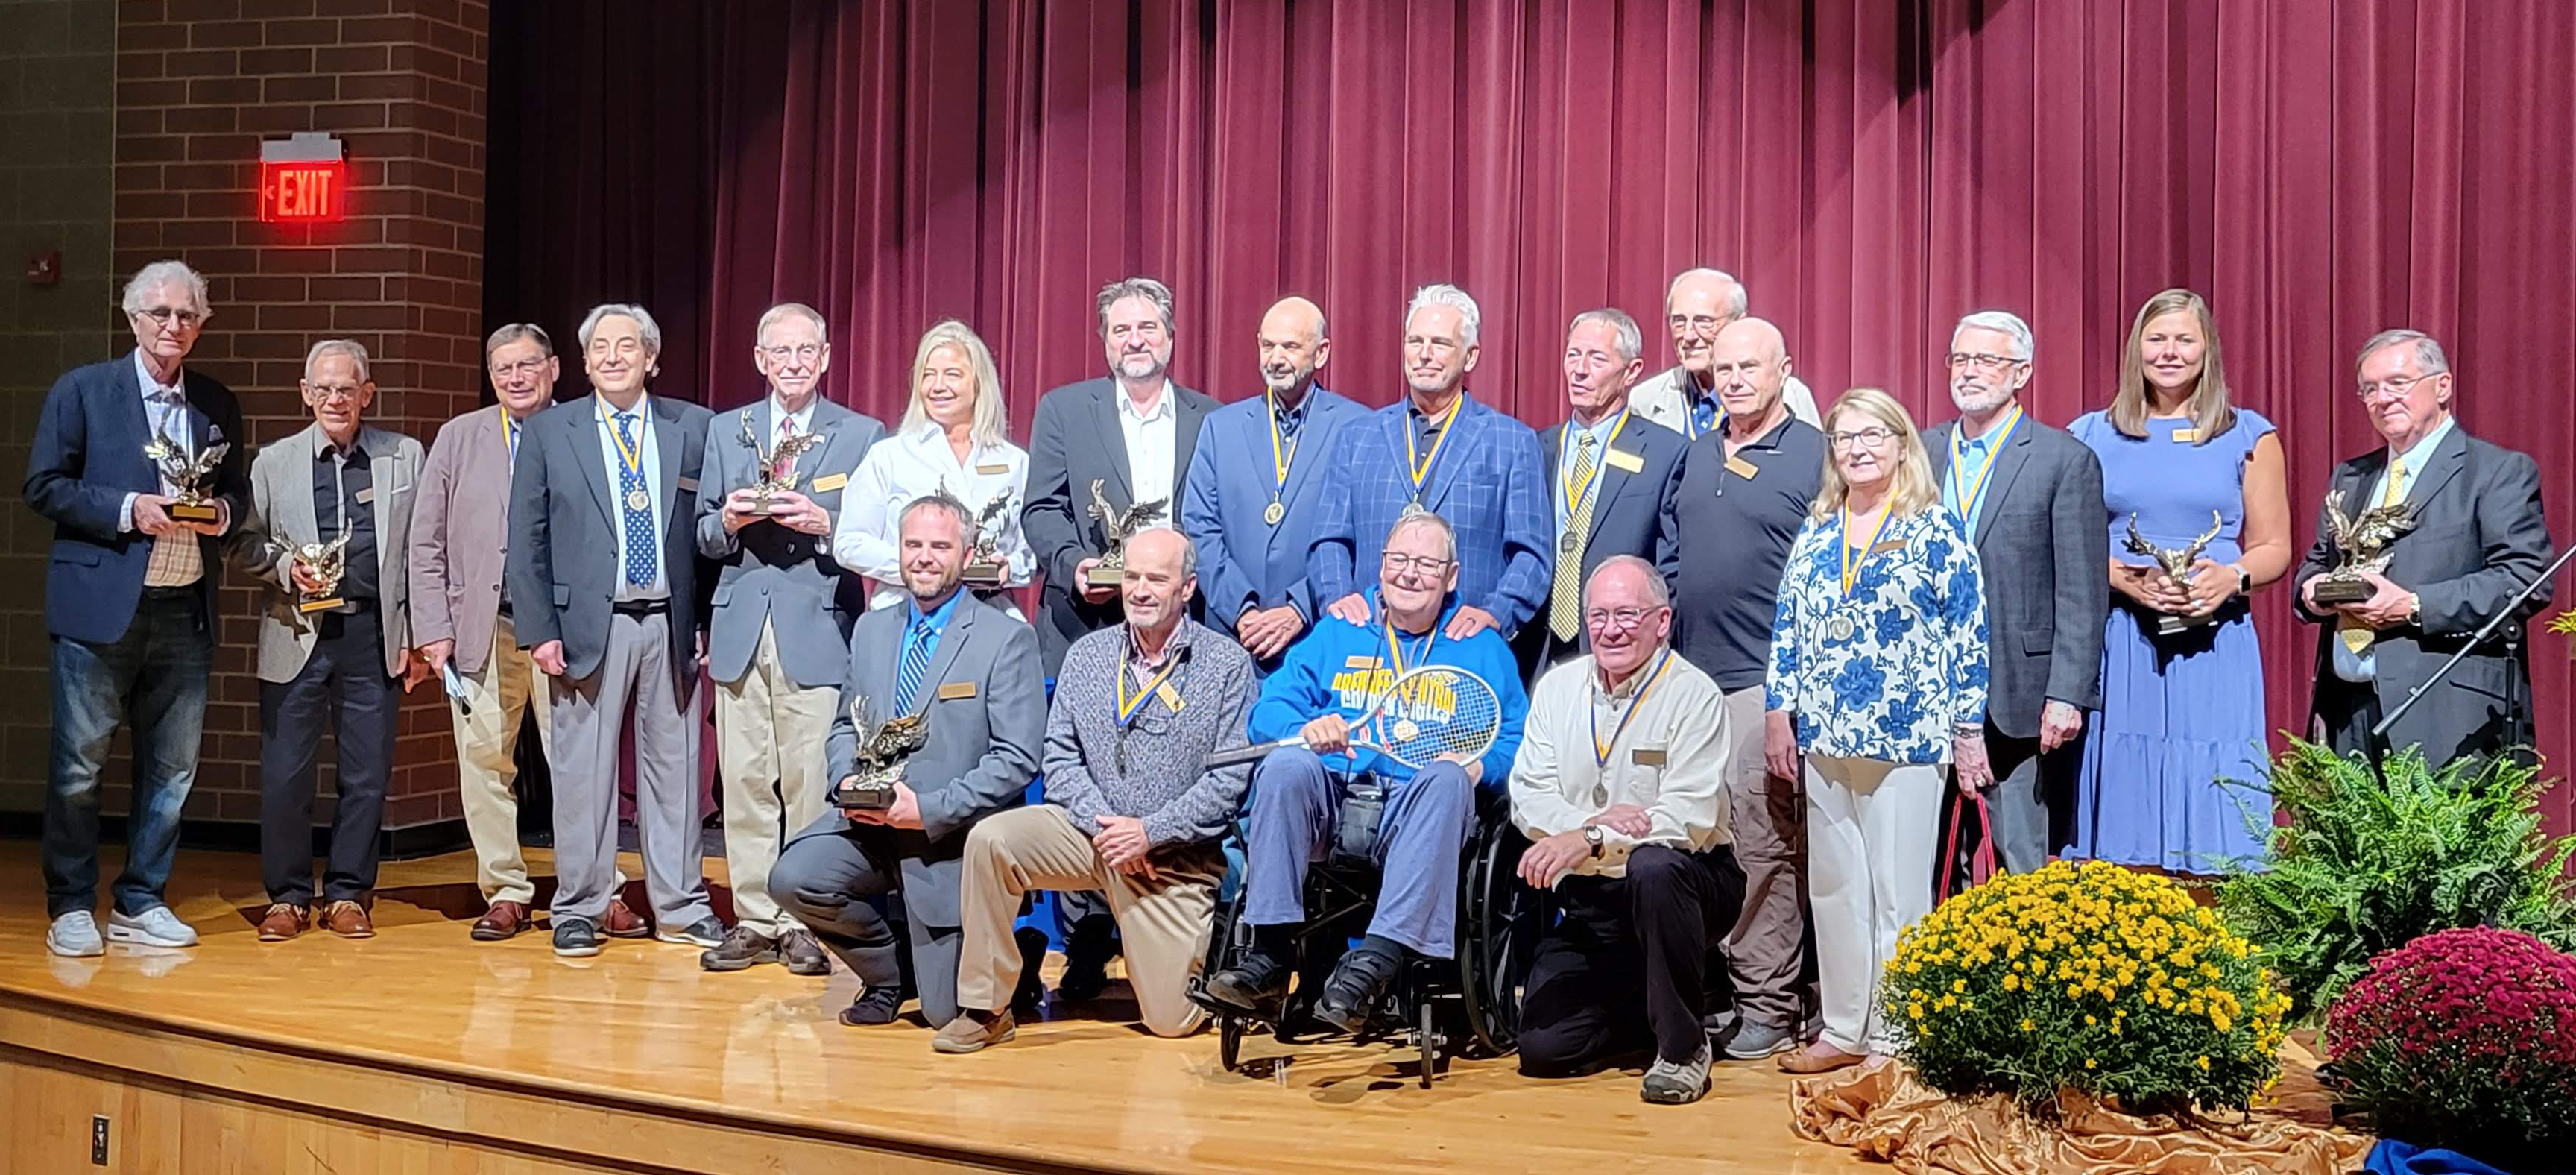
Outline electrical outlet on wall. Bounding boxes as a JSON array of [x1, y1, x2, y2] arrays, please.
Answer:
[[92, 1114, 109, 1165]]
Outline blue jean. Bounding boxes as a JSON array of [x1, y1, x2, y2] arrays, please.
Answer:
[[45, 590, 210, 919], [1242, 748, 1474, 959]]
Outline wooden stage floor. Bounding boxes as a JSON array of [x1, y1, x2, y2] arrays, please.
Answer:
[[0, 839, 1874, 1174]]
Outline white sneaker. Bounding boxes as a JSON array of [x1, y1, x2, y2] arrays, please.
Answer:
[[107, 906, 198, 948], [46, 911, 104, 957]]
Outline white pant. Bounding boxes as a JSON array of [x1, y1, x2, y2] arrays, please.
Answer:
[[451, 615, 551, 904], [713, 619, 838, 936], [1804, 754, 1942, 1055]]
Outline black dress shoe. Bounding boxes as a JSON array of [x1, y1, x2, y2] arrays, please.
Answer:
[[1203, 953, 1290, 1015], [778, 929, 830, 977], [839, 986, 903, 1027], [1313, 947, 1400, 1033], [1058, 917, 1117, 1002], [1012, 926, 1049, 1014], [657, 916, 727, 949], [552, 916, 602, 958]]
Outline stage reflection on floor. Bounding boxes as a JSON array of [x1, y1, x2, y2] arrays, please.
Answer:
[[0, 840, 1869, 1174]]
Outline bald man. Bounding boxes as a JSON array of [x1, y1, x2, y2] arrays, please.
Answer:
[[1660, 314, 1825, 1062], [1631, 268, 1819, 439], [1181, 297, 1368, 672]]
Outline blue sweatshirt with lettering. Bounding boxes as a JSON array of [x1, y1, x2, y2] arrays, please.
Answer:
[[1246, 592, 1527, 787]]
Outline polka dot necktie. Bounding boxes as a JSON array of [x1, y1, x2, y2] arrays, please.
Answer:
[[616, 411, 656, 588]]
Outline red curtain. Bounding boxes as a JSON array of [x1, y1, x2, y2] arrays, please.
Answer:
[[486, 0, 2576, 824]]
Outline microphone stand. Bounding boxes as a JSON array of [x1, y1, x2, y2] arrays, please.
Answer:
[[2371, 538, 2576, 749]]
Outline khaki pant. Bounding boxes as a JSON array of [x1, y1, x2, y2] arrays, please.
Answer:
[[956, 804, 1222, 1036], [714, 619, 839, 936], [452, 614, 550, 904], [1722, 684, 1810, 1033]]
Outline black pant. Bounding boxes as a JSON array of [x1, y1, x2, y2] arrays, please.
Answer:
[[259, 606, 399, 905], [2312, 673, 2388, 763], [1518, 844, 1746, 1074]]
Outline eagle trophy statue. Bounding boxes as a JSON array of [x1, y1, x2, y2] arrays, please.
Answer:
[[141, 419, 230, 524], [1083, 477, 1169, 588], [2121, 509, 2224, 634], [942, 477, 1016, 587], [833, 693, 929, 812], [739, 408, 830, 514], [2311, 488, 2418, 605]]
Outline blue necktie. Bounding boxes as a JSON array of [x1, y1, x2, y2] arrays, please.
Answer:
[[894, 619, 933, 714], [616, 411, 656, 588]]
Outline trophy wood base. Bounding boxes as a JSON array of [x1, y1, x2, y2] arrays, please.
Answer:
[[831, 780, 895, 812], [2153, 611, 2214, 636], [297, 596, 344, 615], [1085, 563, 1126, 589], [166, 500, 220, 524], [743, 500, 779, 515], [960, 563, 1006, 589], [2310, 576, 2373, 606]]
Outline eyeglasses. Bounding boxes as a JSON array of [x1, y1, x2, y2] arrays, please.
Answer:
[[1945, 352, 2022, 372], [1582, 606, 1664, 631], [136, 306, 203, 330], [305, 383, 364, 403], [490, 358, 548, 379], [1667, 314, 1734, 338], [761, 343, 824, 363], [2355, 372, 2438, 403], [1382, 552, 1453, 576], [1829, 426, 1897, 450]]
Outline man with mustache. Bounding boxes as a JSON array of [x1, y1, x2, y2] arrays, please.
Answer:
[[1524, 309, 1686, 672], [237, 338, 426, 942], [696, 302, 886, 975], [1921, 311, 2107, 875], [2295, 330, 2553, 766], [1629, 268, 1820, 439], [770, 493, 1044, 1030], [1179, 295, 1365, 672], [1023, 277, 1222, 998]]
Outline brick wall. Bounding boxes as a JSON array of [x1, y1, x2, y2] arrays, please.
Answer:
[[0, 0, 119, 816], [101, 0, 490, 834]]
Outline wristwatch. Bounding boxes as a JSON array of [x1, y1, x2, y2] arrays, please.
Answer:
[[2232, 564, 2251, 596], [1582, 825, 1605, 857]]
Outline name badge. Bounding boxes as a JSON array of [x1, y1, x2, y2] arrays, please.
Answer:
[[976, 462, 1009, 475], [1632, 748, 1667, 766], [1155, 681, 1184, 711], [1869, 540, 1907, 555], [354, 487, 377, 504], [677, 476, 699, 492], [1345, 655, 1380, 669], [810, 472, 848, 492], [1604, 447, 1645, 473], [2170, 429, 2200, 444], [1724, 456, 1759, 480], [936, 681, 976, 701]]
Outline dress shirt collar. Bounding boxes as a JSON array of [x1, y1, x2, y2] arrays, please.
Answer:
[[2387, 413, 2455, 475], [312, 426, 367, 461], [769, 393, 818, 435], [133, 350, 183, 399], [907, 586, 965, 634], [1123, 616, 1198, 668], [1116, 379, 1174, 424]]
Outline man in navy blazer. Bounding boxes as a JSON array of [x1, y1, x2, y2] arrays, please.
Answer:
[[1523, 309, 1687, 672], [25, 260, 249, 957], [1179, 296, 1365, 671], [1310, 283, 1551, 642]]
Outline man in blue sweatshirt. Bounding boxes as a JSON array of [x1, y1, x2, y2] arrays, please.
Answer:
[[1203, 511, 1527, 1030]]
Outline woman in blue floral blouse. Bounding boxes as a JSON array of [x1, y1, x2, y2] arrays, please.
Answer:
[[1764, 387, 1989, 1074]]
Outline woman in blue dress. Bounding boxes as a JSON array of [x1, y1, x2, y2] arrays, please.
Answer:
[[2068, 289, 2292, 875]]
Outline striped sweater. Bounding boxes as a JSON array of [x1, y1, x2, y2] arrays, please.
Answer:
[[1041, 618, 1256, 848]]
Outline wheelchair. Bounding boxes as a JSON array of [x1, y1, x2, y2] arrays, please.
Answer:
[[1186, 784, 1547, 1087]]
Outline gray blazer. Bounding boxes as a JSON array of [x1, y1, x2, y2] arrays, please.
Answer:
[[2293, 424, 2554, 762], [797, 592, 1045, 925], [408, 405, 527, 674], [236, 422, 424, 682], [506, 392, 713, 686], [695, 395, 885, 689], [1925, 415, 2109, 736], [1022, 376, 1219, 673]]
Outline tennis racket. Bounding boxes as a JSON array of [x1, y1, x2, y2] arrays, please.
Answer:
[[1205, 665, 1503, 769]]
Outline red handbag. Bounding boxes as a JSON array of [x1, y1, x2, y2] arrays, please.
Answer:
[[1937, 782, 1998, 902]]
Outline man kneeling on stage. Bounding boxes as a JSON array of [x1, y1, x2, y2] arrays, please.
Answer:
[[935, 527, 1256, 1053], [1509, 556, 1743, 1105], [1202, 512, 1527, 1030], [771, 494, 1045, 1028]]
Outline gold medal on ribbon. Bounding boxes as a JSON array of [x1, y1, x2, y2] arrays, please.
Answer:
[[626, 488, 651, 511], [1264, 500, 1285, 526], [1404, 397, 1462, 510]]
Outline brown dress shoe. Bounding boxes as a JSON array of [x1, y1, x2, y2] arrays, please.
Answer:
[[472, 900, 531, 941], [777, 929, 830, 977], [321, 899, 375, 939], [602, 898, 649, 938], [256, 903, 310, 942], [932, 1009, 1017, 1054]]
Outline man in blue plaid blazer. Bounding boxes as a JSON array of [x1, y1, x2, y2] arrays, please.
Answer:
[[1308, 283, 1551, 641]]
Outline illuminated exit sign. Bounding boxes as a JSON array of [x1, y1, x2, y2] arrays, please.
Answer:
[[259, 132, 347, 224]]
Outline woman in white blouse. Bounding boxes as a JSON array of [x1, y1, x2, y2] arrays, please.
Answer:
[[1762, 387, 1989, 1076], [831, 319, 1035, 617]]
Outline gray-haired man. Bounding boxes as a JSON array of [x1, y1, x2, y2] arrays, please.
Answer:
[[1629, 268, 1820, 438]]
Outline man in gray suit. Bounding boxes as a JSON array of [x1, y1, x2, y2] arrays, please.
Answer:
[[508, 302, 723, 959], [1525, 308, 1687, 672], [1922, 311, 2108, 873], [695, 302, 886, 976], [2296, 329, 2553, 767], [1021, 275, 1219, 997], [235, 338, 427, 942], [771, 493, 1044, 1028]]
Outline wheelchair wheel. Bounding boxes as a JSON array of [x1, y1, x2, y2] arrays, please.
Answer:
[[1416, 997, 1438, 1089], [1457, 819, 1543, 1056], [1219, 1014, 1245, 1071]]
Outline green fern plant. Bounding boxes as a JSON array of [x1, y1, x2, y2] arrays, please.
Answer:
[[2213, 739, 2576, 1022]]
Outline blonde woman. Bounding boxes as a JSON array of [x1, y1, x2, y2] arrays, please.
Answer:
[[831, 320, 1035, 617], [1764, 388, 1989, 1074], [2068, 290, 2288, 875]]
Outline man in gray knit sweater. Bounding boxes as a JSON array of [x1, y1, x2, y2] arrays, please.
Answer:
[[935, 527, 1255, 1053]]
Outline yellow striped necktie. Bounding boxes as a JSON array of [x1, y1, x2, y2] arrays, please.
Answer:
[[2338, 460, 2407, 654]]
